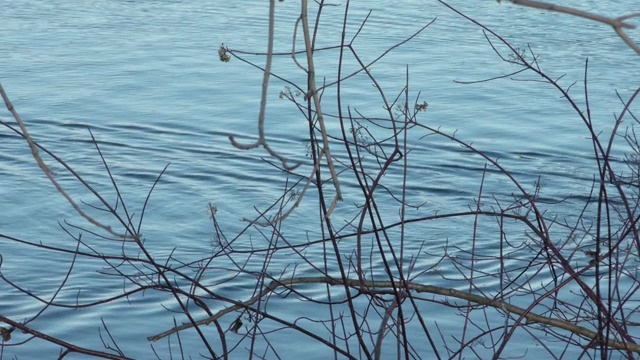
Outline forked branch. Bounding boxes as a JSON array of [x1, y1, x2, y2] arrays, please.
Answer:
[[228, 0, 301, 171]]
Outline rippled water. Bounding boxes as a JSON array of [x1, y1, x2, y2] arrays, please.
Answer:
[[2, 0, 639, 358]]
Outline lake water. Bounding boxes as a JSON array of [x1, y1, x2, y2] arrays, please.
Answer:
[[2, 1, 639, 359]]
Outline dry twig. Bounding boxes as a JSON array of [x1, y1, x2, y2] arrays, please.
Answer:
[[501, 0, 640, 56]]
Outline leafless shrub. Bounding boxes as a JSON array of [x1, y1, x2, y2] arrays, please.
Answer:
[[1, 1, 638, 359]]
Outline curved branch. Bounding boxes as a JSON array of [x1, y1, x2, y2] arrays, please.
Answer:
[[149, 276, 640, 355], [0, 83, 128, 239], [503, 0, 640, 56]]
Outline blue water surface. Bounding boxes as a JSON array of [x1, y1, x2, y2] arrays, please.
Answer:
[[1, 0, 639, 359]]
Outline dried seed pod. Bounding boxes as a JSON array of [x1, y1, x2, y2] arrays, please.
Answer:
[[1, 327, 11, 342], [230, 318, 243, 334]]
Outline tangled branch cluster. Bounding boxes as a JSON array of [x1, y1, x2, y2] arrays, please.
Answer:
[[0, 1, 639, 359]]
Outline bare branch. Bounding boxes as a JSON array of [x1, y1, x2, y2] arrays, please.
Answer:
[[503, 0, 640, 56]]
